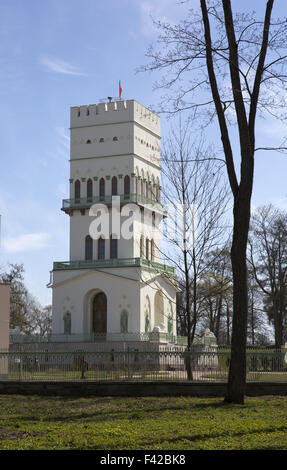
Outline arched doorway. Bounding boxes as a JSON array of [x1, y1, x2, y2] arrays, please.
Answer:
[[92, 292, 107, 334]]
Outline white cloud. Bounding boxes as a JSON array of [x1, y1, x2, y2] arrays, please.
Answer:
[[40, 56, 85, 76], [136, 0, 192, 37], [2, 232, 50, 254]]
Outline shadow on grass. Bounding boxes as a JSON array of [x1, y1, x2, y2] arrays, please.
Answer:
[[87, 423, 287, 451], [2, 399, 247, 426]]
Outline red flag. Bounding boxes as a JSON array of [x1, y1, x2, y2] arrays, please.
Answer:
[[119, 80, 122, 100]]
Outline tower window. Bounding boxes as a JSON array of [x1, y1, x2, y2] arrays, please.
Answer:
[[75, 180, 81, 201], [99, 138, 104, 143], [99, 178, 105, 201], [87, 178, 93, 201], [124, 175, 130, 199], [85, 235, 93, 260], [98, 238, 105, 260], [113, 136, 118, 141], [86, 139, 91, 144], [112, 176, 118, 196], [110, 236, 118, 259]]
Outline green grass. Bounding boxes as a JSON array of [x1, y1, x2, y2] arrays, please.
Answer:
[[0, 395, 287, 450]]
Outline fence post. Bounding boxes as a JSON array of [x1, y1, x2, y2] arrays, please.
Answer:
[[80, 354, 86, 380], [18, 357, 22, 381], [127, 347, 131, 379]]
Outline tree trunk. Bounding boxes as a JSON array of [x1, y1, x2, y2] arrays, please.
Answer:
[[225, 195, 250, 403]]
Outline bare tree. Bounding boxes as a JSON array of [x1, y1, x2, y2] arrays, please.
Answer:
[[26, 301, 52, 338], [199, 248, 233, 344], [249, 204, 287, 348], [160, 121, 230, 378], [0, 263, 51, 336], [141, 0, 286, 403], [0, 264, 30, 332]]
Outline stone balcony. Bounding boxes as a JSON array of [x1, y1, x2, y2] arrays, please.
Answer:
[[53, 257, 176, 275], [61, 193, 167, 216]]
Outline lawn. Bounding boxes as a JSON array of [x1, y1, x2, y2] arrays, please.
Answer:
[[0, 394, 286, 450]]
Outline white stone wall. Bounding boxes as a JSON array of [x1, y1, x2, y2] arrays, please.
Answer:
[[52, 267, 141, 335], [140, 275, 177, 335], [51, 267, 177, 337]]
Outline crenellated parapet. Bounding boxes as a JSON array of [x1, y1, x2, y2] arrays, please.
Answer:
[[70, 99, 160, 137]]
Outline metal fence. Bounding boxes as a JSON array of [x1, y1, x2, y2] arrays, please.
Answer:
[[0, 348, 286, 382]]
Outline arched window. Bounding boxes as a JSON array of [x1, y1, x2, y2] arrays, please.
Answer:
[[151, 239, 155, 261], [110, 235, 118, 259], [98, 237, 105, 260], [87, 178, 93, 201], [124, 175, 130, 199], [99, 137, 104, 143], [113, 136, 118, 141], [156, 184, 160, 202], [99, 178, 105, 201], [152, 212, 155, 228], [85, 235, 93, 261], [86, 139, 91, 144], [75, 180, 81, 202], [146, 181, 149, 199], [111, 176, 118, 196]]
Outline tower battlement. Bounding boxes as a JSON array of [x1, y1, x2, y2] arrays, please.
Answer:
[[70, 99, 160, 136]]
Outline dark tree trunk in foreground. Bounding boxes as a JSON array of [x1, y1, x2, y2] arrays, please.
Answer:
[[142, 0, 286, 402], [201, 0, 273, 403], [228, 196, 252, 401]]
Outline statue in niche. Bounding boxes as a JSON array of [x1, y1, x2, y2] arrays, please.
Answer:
[[145, 311, 150, 333], [120, 310, 128, 334], [63, 311, 71, 335]]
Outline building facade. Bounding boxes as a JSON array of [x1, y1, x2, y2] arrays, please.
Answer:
[[50, 99, 178, 342]]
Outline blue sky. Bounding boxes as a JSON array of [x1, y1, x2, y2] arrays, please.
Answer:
[[0, 0, 286, 307]]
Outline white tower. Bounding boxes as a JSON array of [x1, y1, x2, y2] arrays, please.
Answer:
[[50, 98, 178, 343]]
